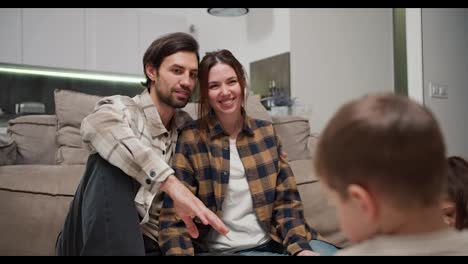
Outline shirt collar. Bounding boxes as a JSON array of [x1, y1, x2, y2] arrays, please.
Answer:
[[139, 89, 188, 137], [207, 109, 255, 139]]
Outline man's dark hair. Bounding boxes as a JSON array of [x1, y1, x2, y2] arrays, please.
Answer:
[[141, 32, 199, 90]]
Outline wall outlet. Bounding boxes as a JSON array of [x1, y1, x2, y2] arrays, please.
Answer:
[[429, 82, 448, 99]]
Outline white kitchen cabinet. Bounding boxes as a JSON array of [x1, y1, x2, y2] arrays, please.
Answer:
[[138, 10, 189, 75], [22, 8, 86, 70], [0, 8, 22, 64], [1, 8, 190, 76], [85, 8, 140, 75]]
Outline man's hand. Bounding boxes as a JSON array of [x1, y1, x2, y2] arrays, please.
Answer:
[[296, 250, 321, 256], [161, 175, 229, 238]]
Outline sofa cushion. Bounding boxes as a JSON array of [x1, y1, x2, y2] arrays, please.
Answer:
[[7, 115, 58, 165], [0, 164, 85, 255], [289, 159, 318, 184], [272, 115, 312, 161], [56, 126, 82, 148], [56, 147, 90, 166], [297, 182, 349, 249], [54, 89, 102, 165], [0, 190, 74, 256], [245, 94, 272, 122], [289, 158, 348, 248], [0, 164, 85, 195], [54, 89, 102, 130], [0, 134, 17, 166], [55, 125, 89, 165]]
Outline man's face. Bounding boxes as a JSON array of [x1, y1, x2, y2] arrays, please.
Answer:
[[154, 51, 198, 108]]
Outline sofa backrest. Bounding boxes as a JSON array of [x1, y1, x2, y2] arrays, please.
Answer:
[[53, 89, 275, 165], [54, 89, 102, 165], [7, 115, 58, 165], [6, 89, 312, 166], [271, 115, 312, 162]]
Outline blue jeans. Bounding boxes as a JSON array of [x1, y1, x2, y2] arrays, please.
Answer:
[[237, 239, 339, 256]]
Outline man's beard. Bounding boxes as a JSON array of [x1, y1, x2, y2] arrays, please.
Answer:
[[156, 87, 191, 108]]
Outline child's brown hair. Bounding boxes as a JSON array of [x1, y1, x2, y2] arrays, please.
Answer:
[[314, 93, 447, 208]]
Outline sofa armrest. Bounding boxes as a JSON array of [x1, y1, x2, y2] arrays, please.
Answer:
[[7, 114, 58, 165], [0, 134, 17, 166]]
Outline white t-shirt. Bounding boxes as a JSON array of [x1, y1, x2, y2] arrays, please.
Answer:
[[335, 228, 468, 256], [206, 138, 270, 253]]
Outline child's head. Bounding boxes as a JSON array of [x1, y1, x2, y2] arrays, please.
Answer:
[[314, 93, 447, 242], [443, 156, 468, 230]]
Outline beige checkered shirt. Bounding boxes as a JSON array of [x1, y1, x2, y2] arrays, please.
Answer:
[[80, 88, 192, 241]]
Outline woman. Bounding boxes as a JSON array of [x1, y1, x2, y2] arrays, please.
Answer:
[[159, 49, 338, 256]]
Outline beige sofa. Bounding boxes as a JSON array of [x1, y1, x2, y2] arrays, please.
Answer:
[[0, 89, 348, 255]]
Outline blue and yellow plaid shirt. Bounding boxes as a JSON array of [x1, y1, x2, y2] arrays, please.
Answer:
[[159, 114, 318, 255]]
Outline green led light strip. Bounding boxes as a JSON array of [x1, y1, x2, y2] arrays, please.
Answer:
[[0, 65, 145, 84]]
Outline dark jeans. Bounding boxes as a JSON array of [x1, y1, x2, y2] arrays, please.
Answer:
[[56, 154, 161, 256]]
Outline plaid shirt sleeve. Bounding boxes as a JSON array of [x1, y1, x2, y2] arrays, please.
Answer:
[[159, 129, 197, 256], [273, 135, 316, 255], [80, 96, 174, 195]]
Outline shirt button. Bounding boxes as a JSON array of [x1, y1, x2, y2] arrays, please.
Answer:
[[149, 170, 156, 177], [162, 150, 166, 155], [146, 179, 152, 185]]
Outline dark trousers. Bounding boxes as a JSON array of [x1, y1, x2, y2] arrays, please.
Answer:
[[56, 154, 161, 256]]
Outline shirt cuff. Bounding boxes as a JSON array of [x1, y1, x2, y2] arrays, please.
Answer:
[[142, 160, 175, 195]]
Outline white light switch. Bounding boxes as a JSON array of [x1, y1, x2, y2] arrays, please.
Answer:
[[439, 85, 448, 98], [429, 82, 448, 99], [429, 82, 438, 97]]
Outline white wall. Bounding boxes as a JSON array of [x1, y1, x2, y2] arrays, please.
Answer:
[[142, 8, 290, 82], [406, 8, 424, 104], [244, 8, 290, 68], [290, 8, 395, 132], [422, 9, 468, 158], [192, 8, 291, 83], [186, 9, 249, 70]]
